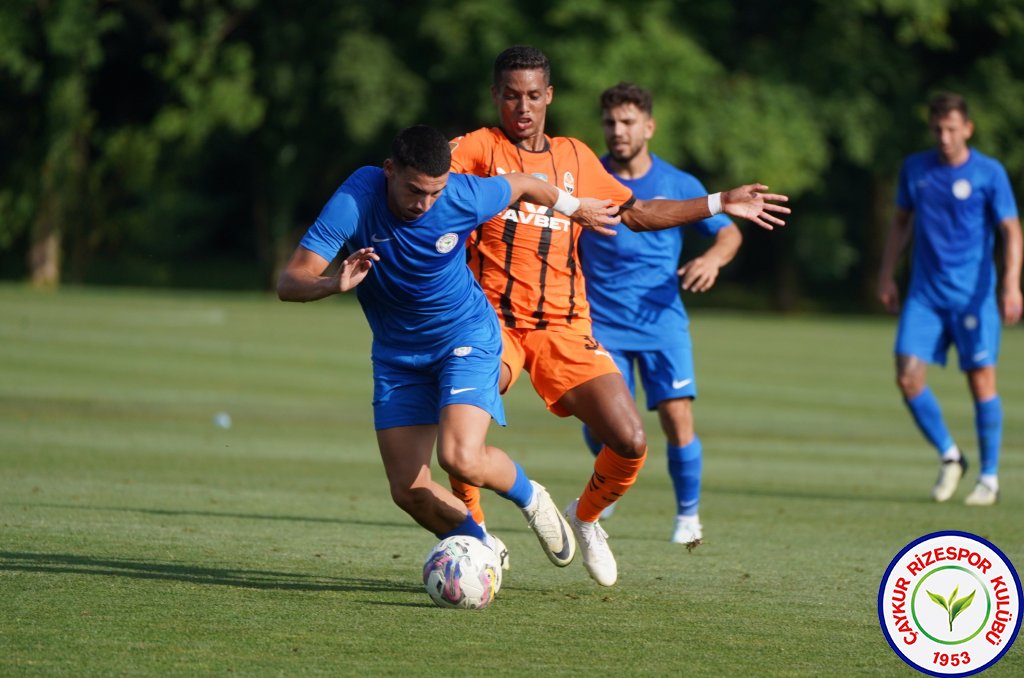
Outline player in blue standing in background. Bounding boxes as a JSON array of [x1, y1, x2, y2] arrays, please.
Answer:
[[877, 92, 1022, 506], [578, 83, 742, 546], [278, 125, 621, 571]]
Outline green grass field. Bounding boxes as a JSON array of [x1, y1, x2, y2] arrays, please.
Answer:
[[2, 285, 1022, 676]]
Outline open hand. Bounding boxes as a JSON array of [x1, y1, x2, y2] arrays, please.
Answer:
[[721, 184, 790, 230], [338, 247, 380, 292]]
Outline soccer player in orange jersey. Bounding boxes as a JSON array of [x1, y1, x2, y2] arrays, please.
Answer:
[[448, 45, 789, 586]]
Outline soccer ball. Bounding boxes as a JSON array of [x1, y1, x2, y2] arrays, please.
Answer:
[[422, 535, 501, 609]]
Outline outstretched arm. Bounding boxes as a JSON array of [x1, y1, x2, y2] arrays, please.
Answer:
[[998, 216, 1023, 325], [621, 183, 789, 232], [876, 207, 913, 314], [678, 223, 742, 293], [277, 246, 380, 302], [501, 173, 621, 236]]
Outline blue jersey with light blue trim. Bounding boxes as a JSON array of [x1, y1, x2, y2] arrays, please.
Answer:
[[299, 167, 512, 350], [579, 154, 733, 349], [897, 148, 1018, 309]]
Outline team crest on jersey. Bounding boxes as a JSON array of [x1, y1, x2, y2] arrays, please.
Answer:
[[435, 232, 459, 254], [453, 346, 472, 357], [953, 179, 972, 200], [563, 171, 575, 195]]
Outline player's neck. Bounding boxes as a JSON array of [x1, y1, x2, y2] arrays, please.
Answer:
[[608, 150, 653, 180], [511, 130, 549, 153], [940, 147, 971, 167]]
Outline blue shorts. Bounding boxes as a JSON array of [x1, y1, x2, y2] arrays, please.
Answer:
[[371, 331, 506, 430], [895, 295, 1000, 370], [606, 337, 697, 411]]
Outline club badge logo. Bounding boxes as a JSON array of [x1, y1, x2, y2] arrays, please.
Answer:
[[879, 531, 1021, 676], [435, 232, 459, 254]]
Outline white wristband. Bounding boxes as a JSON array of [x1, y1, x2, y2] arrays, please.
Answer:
[[707, 192, 723, 216], [553, 188, 580, 216]]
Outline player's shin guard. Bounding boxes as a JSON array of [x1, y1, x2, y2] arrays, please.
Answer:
[[975, 396, 1002, 476], [668, 437, 702, 517], [449, 475, 485, 525], [905, 387, 956, 456], [576, 446, 647, 522]]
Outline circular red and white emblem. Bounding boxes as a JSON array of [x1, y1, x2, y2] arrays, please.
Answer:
[[879, 531, 1021, 676]]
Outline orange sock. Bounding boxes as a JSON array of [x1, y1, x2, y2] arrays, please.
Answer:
[[576, 446, 647, 522], [449, 475, 485, 525]]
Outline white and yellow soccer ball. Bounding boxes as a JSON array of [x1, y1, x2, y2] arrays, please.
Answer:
[[422, 536, 501, 610]]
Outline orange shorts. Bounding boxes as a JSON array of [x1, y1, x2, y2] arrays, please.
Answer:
[[501, 325, 620, 417]]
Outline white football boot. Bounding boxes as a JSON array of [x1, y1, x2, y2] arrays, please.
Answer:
[[671, 514, 703, 549], [520, 481, 576, 567], [964, 481, 999, 506], [564, 499, 617, 586], [931, 457, 967, 502]]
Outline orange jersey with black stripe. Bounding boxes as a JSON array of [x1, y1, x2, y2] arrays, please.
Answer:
[[450, 127, 634, 330]]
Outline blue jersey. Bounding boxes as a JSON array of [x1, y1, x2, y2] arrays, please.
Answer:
[[897, 148, 1018, 309], [299, 167, 512, 350], [579, 154, 733, 350]]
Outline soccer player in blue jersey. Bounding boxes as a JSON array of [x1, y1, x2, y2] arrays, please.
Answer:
[[578, 82, 742, 546], [278, 125, 622, 570], [878, 92, 1022, 506]]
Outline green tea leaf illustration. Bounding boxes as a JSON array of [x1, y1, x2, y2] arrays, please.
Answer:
[[950, 590, 976, 623], [927, 590, 949, 611]]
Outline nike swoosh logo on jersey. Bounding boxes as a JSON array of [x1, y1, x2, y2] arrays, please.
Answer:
[[594, 350, 611, 358], [450, 387, 477, 395], [973, 351, 989, 362], [672, 379, 693, 389], [371, 234, 392, 242]]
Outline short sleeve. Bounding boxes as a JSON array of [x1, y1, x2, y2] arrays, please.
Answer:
[[447, 174, 513, 225], [450, 129, 490, 175], [989, 161, 1019, 223], [299, 168, 374, 260]]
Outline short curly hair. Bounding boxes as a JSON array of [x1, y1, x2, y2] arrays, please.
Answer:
[[493, 45, 550, 86], [600, 82, 653, 116]]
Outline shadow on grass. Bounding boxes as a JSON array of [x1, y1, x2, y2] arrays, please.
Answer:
[[0, 551, 422, 594], [708, 486, 932, 504], [22, 502, 415, 531]]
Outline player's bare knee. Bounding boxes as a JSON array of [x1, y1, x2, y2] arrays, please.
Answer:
[[389, 483, 429, 515], [895, 356, 926, 398], [606, 424, 647, 459], [437, 450, 486, 486]]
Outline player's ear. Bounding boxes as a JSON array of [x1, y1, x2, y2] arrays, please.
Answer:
[[646, 116, 656, 141], [964, 119, 975, 140], [383, 158, 394, 178], [545, 85, 553, 104]]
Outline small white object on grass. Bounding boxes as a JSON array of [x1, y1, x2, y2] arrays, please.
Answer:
[[213, 412, 232, 429]]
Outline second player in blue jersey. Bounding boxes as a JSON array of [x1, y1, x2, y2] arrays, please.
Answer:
[[878, 93, 1022, 506], [578, 83, 742, 546]]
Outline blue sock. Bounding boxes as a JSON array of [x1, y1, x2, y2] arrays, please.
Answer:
[[667, 437, 702, 517], [582, 424, 603, 457], [905, 387, 955, 456], [496, 462, 534, 508], [975, 396, 1002, 476], [437, 511, 487, 541]]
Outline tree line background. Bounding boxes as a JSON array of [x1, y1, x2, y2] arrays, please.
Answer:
[[2, 0, 1023, 311]]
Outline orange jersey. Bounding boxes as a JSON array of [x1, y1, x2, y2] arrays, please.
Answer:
[[450, 127, 634, 331]]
